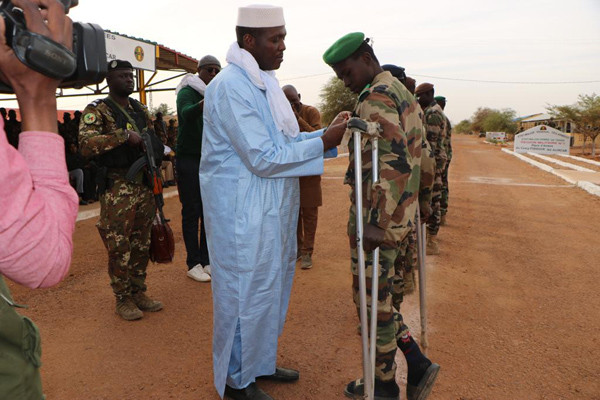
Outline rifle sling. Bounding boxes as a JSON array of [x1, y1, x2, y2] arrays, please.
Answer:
[[104, 96, 141, 133]]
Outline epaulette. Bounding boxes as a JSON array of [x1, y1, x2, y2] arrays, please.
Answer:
[[87, 99, 103, 108]]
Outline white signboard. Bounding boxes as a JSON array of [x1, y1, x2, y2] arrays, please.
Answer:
[[486, 132, 506, 142], [514, 125, 570, 155], [104, 32, 156, 71]]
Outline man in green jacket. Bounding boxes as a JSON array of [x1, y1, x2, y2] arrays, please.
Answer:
[[176, 55, 221, 282]]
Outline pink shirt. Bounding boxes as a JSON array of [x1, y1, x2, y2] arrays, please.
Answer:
[[0, 119, 78, 288]]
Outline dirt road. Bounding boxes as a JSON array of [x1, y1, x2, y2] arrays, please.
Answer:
[[8, 135, 600, 399]]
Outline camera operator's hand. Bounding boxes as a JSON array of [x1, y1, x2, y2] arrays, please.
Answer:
[[0, 0, 72, 133], [126, 130, 143, 149]]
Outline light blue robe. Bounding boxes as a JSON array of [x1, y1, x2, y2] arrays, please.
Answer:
[[199, 64, 325, 397]]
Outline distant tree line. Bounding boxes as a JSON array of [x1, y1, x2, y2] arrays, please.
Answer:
[[453, 108, 517, 135]]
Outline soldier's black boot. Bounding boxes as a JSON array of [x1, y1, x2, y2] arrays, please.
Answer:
[[344, 378, 399, 400], [398, 332, 440, 400]]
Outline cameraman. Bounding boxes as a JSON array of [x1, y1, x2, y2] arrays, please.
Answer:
[[0, 0, 79, 399]]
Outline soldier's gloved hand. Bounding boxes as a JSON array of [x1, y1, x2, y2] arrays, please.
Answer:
[[126, 130, 143, 148], [363, 223, 385, 252]]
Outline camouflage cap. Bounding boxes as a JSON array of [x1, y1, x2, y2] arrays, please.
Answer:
[[434, 96, 446, 102], [415, 82, 434, 95], [323, 32, 365, 65], [108, 59, 133, 71]]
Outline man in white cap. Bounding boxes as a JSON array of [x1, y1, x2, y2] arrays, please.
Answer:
[[199, 4, 348, 400]]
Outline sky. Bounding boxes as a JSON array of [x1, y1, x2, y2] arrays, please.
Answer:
[[3, 0, 600, 123]]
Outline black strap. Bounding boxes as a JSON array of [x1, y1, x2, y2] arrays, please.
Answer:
[[103, 96, 141, 133]]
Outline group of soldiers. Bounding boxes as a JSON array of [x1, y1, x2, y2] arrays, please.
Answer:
[[71, 39, 454, 400], [376, 65, 453, 308], [318, 31, 454, 399]]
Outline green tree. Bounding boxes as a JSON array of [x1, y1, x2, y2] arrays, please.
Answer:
[[318, 77, 358, 125], [470, 107, 493, 134], [454, 119, 472, 134], [548, 93, 600, 156], [150, 103, 174, 116], [482, 108, 517, 134]]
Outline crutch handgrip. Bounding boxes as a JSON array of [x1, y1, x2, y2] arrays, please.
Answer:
[[348, 117, 382, 136]]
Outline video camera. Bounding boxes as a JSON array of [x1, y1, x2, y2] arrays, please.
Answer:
[[0, 0, 107, 93]]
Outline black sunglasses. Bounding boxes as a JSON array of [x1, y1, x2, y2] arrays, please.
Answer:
[[204, 67, 220, 74]]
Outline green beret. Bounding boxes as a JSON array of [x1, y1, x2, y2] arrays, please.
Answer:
[[323, 32, 365, 65], [434, 96, 446, 102]]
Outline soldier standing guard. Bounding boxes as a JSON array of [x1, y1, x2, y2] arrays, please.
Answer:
[[79, 60, 164, 321], [415, 83, 447, 255], [435, 95, 452, 226], [323, 33, 440, 400]]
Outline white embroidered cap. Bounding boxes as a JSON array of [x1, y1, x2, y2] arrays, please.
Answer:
[[237, 4, 285, 28]]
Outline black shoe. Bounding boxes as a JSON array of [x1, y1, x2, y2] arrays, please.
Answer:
[[224, 383, 273, 400], [344, 378, 399, 400], [257, 366, 299, 382], [406, 363, 440, 400]]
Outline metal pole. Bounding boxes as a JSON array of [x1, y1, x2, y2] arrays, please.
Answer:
[[368, 137, 379, 398], [416, 208, 428, 353], [353, 130, 373, 400]]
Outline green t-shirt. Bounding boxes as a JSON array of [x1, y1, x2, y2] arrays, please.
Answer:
[[175, 86, 204, 158]]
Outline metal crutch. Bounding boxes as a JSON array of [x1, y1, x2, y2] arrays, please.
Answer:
[[416, 207, 428, 353], [348, 118, 380, 400]]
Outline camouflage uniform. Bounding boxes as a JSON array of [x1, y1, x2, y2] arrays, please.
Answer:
[[440, 116, 452, 217], [79, 97, 156, 300], [391, 135, 434, 309], [422, 101, 447, 236], [346, 71, 423, 382]]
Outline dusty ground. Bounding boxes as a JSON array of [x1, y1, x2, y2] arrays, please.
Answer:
[[8, 135, 600, 399]]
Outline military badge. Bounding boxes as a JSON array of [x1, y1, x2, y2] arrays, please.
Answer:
[[83, 113, 97, 124]]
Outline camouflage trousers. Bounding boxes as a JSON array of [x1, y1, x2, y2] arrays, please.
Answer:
[[426, 166, 444, 236], [391, 224, 418, 310], [440, 161, 450, 217], [97, 177, 155, 300], [350, 239, 412, 383]]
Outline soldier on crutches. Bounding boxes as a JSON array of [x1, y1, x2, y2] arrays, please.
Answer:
[[322, 31, 440, 400], [348, 118, 382, 400]]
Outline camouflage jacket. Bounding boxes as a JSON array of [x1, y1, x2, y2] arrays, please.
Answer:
[[346, 71, 424, 242], [422, 101, 447, 169], [444, 115, 452, 161], [153, 119, 168, 145], [78, 97, 153, 161], [419, 102, 435, 211]]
